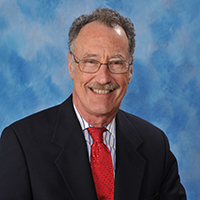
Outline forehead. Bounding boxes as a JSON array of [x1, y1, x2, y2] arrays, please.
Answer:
[[73, 21, 129, 58]]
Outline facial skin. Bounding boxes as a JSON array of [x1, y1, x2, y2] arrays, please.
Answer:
[[68, 21, 134, 127]]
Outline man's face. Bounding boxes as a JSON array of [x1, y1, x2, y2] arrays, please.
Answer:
[[68, 21, 133, 123]]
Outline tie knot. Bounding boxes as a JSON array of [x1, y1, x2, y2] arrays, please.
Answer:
[[87, 127, 106, 143]]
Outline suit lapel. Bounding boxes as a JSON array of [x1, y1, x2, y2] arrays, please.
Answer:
[[51, 96, 97, 200], [114, 110, 146, 200]]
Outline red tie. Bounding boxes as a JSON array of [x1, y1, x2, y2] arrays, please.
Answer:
[[87, 127, 114, 200]]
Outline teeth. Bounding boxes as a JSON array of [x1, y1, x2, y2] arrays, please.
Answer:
[[93, 89, 110, 94]]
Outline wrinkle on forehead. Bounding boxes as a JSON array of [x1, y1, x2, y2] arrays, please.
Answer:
[[73, 21, 129, 60]]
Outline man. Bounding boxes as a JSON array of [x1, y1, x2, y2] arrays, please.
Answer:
[[0, 8, 186, 200]]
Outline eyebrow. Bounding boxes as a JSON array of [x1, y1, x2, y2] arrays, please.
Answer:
[[82, 54, 100, 59], [109, 54, 126, 60]]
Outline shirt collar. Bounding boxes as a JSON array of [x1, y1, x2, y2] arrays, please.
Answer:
[[73, 103, 116, 138]]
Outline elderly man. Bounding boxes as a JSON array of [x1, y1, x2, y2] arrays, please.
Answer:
[[0, 8, 186, 200]]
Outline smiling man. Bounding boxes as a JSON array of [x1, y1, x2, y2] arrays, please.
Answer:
[[68, 21, 132, 127], [0, 8, 186, 200]]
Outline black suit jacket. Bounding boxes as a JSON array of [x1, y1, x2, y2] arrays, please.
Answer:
[[0, 95, 186, 200]]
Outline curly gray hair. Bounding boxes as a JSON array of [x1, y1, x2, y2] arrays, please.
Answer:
[[68, 8, 136, 57]]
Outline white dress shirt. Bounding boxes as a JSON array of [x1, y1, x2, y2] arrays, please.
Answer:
[[73, 104, 116, 172]]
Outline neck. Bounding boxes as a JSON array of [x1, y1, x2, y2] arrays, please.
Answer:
[[73, 102, 117, 128], [84, 115, 114, 128]]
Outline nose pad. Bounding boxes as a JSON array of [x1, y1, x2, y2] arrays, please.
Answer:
[[98, 63, 109, 69]]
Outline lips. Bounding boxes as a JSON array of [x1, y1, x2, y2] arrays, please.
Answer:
[[87, 82, 119, 94]]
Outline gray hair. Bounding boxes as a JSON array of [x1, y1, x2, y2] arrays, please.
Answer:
[[68, 8, 136, 57]]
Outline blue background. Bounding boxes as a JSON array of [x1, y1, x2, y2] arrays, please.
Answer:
[[0, 0, 199, 199]]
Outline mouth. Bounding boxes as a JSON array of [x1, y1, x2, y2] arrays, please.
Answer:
[[91, 88, 114, 94], [87, 82, 119, 95]]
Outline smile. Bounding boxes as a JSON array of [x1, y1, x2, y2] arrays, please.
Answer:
[[86, 82, 119, 95], [92, 89, 111, 94]]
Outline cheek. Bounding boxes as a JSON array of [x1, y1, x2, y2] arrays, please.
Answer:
[[73, 73, 93, 93], [117, 75, 130, 88], [119, 77, 130, 95]]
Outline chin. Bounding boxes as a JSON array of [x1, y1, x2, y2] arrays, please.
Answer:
[[91, 106, 116, 116]]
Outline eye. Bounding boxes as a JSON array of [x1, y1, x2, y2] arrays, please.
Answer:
[[86, 59, 98, 64], [110, 60, 123, 65]]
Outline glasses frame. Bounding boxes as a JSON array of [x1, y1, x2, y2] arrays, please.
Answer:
[[70, 52, 133, 74]]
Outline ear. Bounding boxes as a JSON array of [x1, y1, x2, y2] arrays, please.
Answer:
[[68, 52, 74, 79], [128, 57, 134, 84]]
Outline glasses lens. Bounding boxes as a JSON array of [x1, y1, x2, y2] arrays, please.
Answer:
[[79, 59, 99, 73], [108, 61, 129, 73]]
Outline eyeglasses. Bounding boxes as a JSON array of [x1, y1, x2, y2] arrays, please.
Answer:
[[70, 52, 133, 74]]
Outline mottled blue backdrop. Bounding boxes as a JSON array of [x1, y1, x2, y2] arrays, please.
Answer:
[[0, 0, 199, 199]]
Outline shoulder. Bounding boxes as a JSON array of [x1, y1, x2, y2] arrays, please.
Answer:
[[10, 103, 60, 132], [117, 109, 168, 146], [117, 109, 164, 135], [3, 96, 73, 140]]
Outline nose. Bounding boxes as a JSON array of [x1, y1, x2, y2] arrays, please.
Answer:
[[95, 63, 111, 84]]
